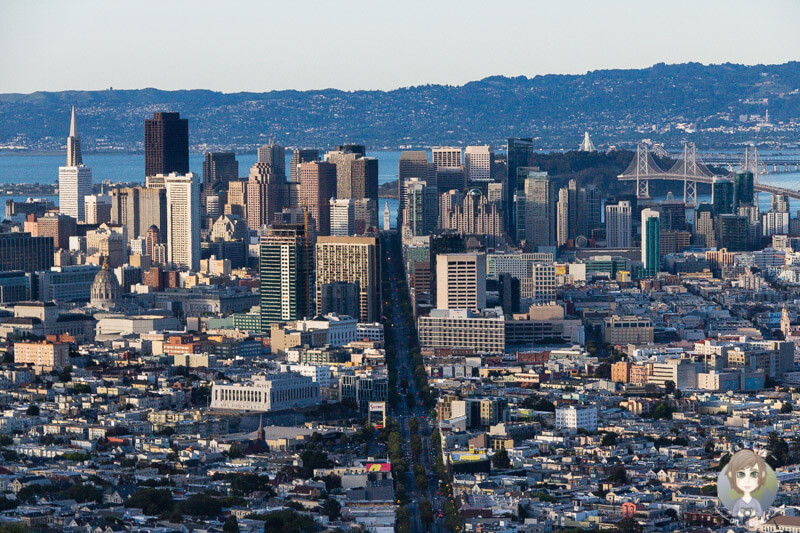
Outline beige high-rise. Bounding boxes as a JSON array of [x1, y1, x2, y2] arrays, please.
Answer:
[[315, 236, 381, 322], [435, 253, 486, 311]]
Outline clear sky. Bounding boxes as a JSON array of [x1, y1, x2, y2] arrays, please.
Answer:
[[1, 0, 798, 93]]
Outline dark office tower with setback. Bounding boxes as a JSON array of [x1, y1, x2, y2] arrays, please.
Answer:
[[398, 151, 434, 214], [258, 140, 286, 179], [202, 152, 239, 190], [506, 138, 534, 241], [144, 112, 189, 177], [289, 149, 321, 182]]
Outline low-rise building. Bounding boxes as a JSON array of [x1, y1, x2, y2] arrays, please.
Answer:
[[210, 373, 319, 412]]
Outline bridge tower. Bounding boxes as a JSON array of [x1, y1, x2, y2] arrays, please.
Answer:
[[742, 145, 763, 183], [634, 145, 650, 200], [742, 145, 762, 207], [681, 143, 698, 208]]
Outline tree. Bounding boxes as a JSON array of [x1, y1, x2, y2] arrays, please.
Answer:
[[396, 505, 411, 533], [492, 448, 511, 470], [651, 401, 674, 420], [594, 362, 611, 379], [25, 404, 39, 416], [616, 516, 643, 533], [176, 493, 223, 517], [606, 467, 627, 484], [781, 401, 793, 414], [125, 488, 175, 516], [602, 433, 618, 446], [664, 380, 676, 395], [222, 515, 239, 533], [767, 431, 791, 468], [61, 483, 102, 503], [321, 498, 340, 521], [520, 397, 555, 412], [420, 499, 433, 526], [58, 365, 72, 383], [259, 509, 319, 533]]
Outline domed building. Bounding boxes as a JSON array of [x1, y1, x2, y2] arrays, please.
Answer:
[[90, 258, 121, 310]]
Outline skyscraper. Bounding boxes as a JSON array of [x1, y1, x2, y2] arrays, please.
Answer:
[[298, 161, 337, 236], [246, 162, 285, 231], [316, 236, 381, 322], [436, 253, 486, 311], [519, 169, 553, 248], [0, 233, 54, 273], [660, 194, 687, 231], [165, 173, 201, 270], [59, 107, 92, 221], [464, 145, 494, 183], [289, 149, 320, 182], [439, 189, 503, 246], [556, 180, 578, 247], [403, 178, 438, 237], [771, 194, 790, 213], [326, 146, 378, 227], [202, 152, 239, 191], [578, 185, 602, 238], [716, 214, 748, 252], [398, 151, 433, 214], [330, 198, 355, 236], [260, 223, 314, 330], [257, 139, 286, 179], [733, 170, 754, 209], [641, 208, 660, 277], [605, 201, 632, 248], [712, 177, 735, 216], [436, 167, 466, 193], [110, 187, 166, 241], [225, 179, 248, 219], [695, 203, 715, 248], [432, 147, 462, 169], [84, 194, 111, 225], [144, 112, 189, 177], [506, 138, 534, 240]]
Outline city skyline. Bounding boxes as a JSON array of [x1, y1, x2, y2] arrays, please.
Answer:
[[1, 0, 798, 93], [3, 5, 800, 531]]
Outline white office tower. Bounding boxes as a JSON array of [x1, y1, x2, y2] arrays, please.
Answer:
[[58, 106, 92, 221], [605, 201, 632, 248], [165, 173, 201, 270], [432, 147, 462, 169], [464, 145, 494, 182], [330, 198, 355, 236]]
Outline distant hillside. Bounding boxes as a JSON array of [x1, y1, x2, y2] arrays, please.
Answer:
[[1, 62, 799, 152]]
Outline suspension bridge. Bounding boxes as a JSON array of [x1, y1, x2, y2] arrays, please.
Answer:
[[617, 143, 800, 206]]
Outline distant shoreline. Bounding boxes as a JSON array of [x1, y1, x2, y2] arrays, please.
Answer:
[[0, 148, 423, 157]]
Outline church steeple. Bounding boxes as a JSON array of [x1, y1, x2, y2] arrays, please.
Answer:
[[66, 106, 83, 167], [257, 414, 265, 442]]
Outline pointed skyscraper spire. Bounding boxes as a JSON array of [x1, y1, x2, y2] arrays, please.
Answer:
[[66, 106, 83, 166], [70, 106, 78, 137], [579, 131, 596, 152]]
